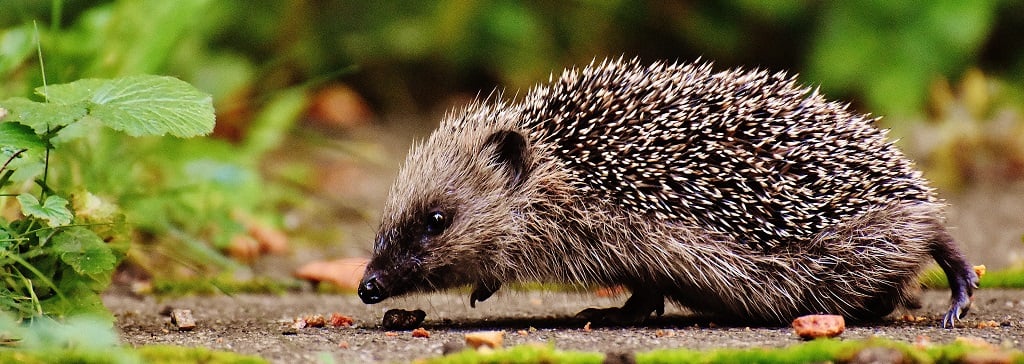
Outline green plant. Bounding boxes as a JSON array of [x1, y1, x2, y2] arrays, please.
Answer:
[[0, 74, 214, 321], [3, 2, 311, 283]]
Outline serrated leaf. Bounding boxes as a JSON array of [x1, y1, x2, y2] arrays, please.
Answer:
[[0, 98, 88, 134], [51, 227, 116, 276], [40, 75, 215, 137], [0, 121, 45, 151], [17, 194, 73, 227]]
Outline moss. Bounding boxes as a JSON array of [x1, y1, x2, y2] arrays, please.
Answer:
[[637, 338, 938, 363], [137, 345, 268, 363], [0, 350, 136, 364], [425, 344, 603, 364], [424, 338, 1023, 364], [0, 344, 266, 364]]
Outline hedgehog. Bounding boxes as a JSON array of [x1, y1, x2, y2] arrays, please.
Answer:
[[357, 58, 978, 327]]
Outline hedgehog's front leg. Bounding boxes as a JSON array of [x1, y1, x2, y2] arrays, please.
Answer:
[[575, 288, 664, 324], [470, 280, 501, 308]]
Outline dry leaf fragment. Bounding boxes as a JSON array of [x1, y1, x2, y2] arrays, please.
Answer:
[[294, 257, 369, 291], [412, 327, 430, 338], [330, 313, 354, 327], [465, 331, 504, 349]]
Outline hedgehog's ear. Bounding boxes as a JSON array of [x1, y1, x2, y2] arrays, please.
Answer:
[[482, 130, 530, 187]]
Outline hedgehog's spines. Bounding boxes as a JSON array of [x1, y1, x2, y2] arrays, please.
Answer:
[[512, 59, 932, 251]]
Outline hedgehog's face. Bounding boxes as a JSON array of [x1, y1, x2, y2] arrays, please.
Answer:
[[359, 127, 531, 305]]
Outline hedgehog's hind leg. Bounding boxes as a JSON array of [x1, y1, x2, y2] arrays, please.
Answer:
[[575, 288, 664, 324], [930, 230, 978, 328]]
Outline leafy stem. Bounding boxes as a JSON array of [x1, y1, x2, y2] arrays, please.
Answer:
[[1, 149, 26, 173], [39, 143, 50, 201], [0, 149, 26, 189], [20, 222, 116, 239]]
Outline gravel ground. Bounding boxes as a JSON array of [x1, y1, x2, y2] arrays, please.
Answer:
[[106, 289, 1024, 363]]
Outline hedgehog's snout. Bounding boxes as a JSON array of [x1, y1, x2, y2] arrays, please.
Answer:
[[358, 271, 387, 304]]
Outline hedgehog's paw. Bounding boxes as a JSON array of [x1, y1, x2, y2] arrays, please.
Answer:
[[576, 307, 645, 324], [941, 294, 973, 328], [941, 263, 978, 328], [575, 290, 664, 325], [469, 281, 501, 308]]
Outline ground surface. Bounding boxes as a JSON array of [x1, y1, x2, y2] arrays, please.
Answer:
[[106, 289, 1024, 363]]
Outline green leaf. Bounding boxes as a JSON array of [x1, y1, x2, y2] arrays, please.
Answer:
[[0, 26, 36, 78], [0, 121, 45, 152], [0, 98, 88, 134], [38, 280, 114, 323], [17, 194, 73, 227], [41, 75, 215, 137], [17, 314, 119, 350], [37, 79, 105, 104], [51, 227, 116, 276]]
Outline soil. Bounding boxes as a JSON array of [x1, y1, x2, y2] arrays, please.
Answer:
[[106, 289, 1024, 363]]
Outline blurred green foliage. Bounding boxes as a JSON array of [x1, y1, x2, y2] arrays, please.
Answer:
[[806, 1, 999, 117], [6, 1, 1021, 117], [1, 0, 1023, 283]]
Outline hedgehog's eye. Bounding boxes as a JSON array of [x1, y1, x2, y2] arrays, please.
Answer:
[[423, 210, 449, 236]]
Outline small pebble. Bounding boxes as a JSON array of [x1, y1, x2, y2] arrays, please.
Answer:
[[411, 327, 430, 338], [382, 309, 426, 330], [330, 313, 354, 327], [304, 314, 326, 328], [465, 331, 504, 349], [792, 314, 844, 339], [170, 309, 196, 331]]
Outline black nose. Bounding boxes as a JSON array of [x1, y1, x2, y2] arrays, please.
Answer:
[[358, 273, 387, 304]]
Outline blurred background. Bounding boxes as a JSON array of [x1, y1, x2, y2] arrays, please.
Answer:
[[1, 0, 1022, 290]]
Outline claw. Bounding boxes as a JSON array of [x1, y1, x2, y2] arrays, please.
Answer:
[[470, 281, 501, 308], [941, 306, 959, 328], [941, 294, 973, 328]]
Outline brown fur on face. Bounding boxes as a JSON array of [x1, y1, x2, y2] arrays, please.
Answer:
[[362, 103, 530, 299]]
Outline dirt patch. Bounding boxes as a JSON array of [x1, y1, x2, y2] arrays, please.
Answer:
[[107, 289, 1024, 363]]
